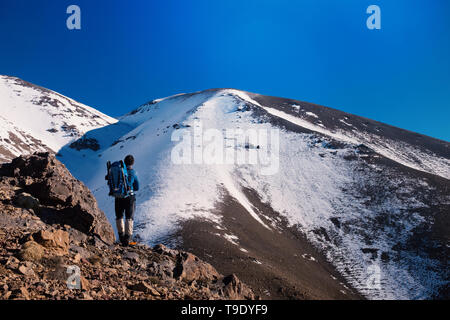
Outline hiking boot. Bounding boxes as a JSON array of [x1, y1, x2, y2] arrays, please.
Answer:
[[122, 234, 130, 246], [118, 233, 125, 244]]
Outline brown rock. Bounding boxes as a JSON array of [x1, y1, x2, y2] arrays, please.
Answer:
[[13, 192, 40, 212], [174, 252, 220, 283], [153, 243, 178, 258], [128, 281, 160, 296], [18, 265, 36, 277], [73, 253, 82, 263], [19, 241, 44, 262], [1, 153, 115, 244], [33, 229, 69, 254], [5, 256, 20, 269], [80, 277, 90, 291], [82, 292, 93, 300], [222, 274, 255, 300], [19, 286, 30, 300], [87, 255, 102, 266]]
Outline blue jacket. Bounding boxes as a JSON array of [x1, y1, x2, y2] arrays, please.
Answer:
[[127, 167, 139, 192]]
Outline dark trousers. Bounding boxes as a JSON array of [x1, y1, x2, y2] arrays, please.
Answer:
[[115, 195, 136, 220]]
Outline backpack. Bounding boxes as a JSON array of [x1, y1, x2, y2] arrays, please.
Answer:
[[106, 160, 130, 198]]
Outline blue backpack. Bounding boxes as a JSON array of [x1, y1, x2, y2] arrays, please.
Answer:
[[106, 160, 130, 198]]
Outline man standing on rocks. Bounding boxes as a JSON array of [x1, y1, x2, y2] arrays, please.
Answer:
[[114, 155, 139, 246]]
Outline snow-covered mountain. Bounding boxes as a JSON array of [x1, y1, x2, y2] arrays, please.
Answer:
[[58, 88, 449, 300], [0, 75, 117, 162], [1, 77, 448, 300]]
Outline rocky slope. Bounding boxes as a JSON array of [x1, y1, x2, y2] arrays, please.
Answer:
[[0, 75, 116, 163], [0, 153, 254, 300]]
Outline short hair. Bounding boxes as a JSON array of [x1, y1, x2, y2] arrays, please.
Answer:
[[124, 155, 134, 166]]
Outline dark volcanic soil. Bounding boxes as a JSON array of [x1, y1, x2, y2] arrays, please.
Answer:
[[177, 189, 362, 300]]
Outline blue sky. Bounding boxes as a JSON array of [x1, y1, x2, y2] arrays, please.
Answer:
[[0, 0, 449, 141]]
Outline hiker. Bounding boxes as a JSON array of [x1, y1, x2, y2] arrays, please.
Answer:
[[106, 155, 139, 246]]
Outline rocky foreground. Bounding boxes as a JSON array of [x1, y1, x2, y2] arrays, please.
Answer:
[[0, 153, 255, 300]]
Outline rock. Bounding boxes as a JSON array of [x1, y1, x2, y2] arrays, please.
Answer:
[[80, 277, 90, 291], [73, 253, 82, 263], [19, 241, 44, 262], [36, 281, 49, 291], [88, 255, 102, 266], [3, 291, 12, 299], [13, 192, 40, 212], [67, 229, 88, 245], [222, 274, 255, 300], [153, 243, 178, 258], [104, 267, 117, 275], [69, 137, 100, 152], [5, 256, 20, 269], [121, 261, 130, 271], [82, 292, 93, 300], [0, 188, 13, 202], [1, 153, 115, 244], [33, 230, 69, 255], [128, 281, 160, 296], [18, 286, 30, 300], [174, 252, 220, 283], [122, 251, 140, 262], [69, 245, 91, 259], [149, 258, 175, 279], [18, 265, 35, 277]]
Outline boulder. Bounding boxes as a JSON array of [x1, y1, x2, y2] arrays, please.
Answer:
[[13, 192, 39, 212], [122, 251, 140, 262], [69, 245, 91, 260], [0, 153, 115, 244], [222, 274, 255, 300], [33, 229, 69, 255], [128, 281, 160, 296], [174, 252, 220, 283], [153, 243, 178, 258]]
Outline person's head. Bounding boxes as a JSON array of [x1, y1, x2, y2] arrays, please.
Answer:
[[124, 155, 134, 167]]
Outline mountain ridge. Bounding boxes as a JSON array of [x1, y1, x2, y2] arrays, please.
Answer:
[[0, 75, 116, 163]]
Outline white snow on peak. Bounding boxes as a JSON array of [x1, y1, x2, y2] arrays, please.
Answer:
[[339, 118, 353, 127], [305, 111, 319, 118], [0, 75, 116, 161], [260, 106, 450, 180]]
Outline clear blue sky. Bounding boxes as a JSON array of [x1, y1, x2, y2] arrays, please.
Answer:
[[0, 0, 449, 141]]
